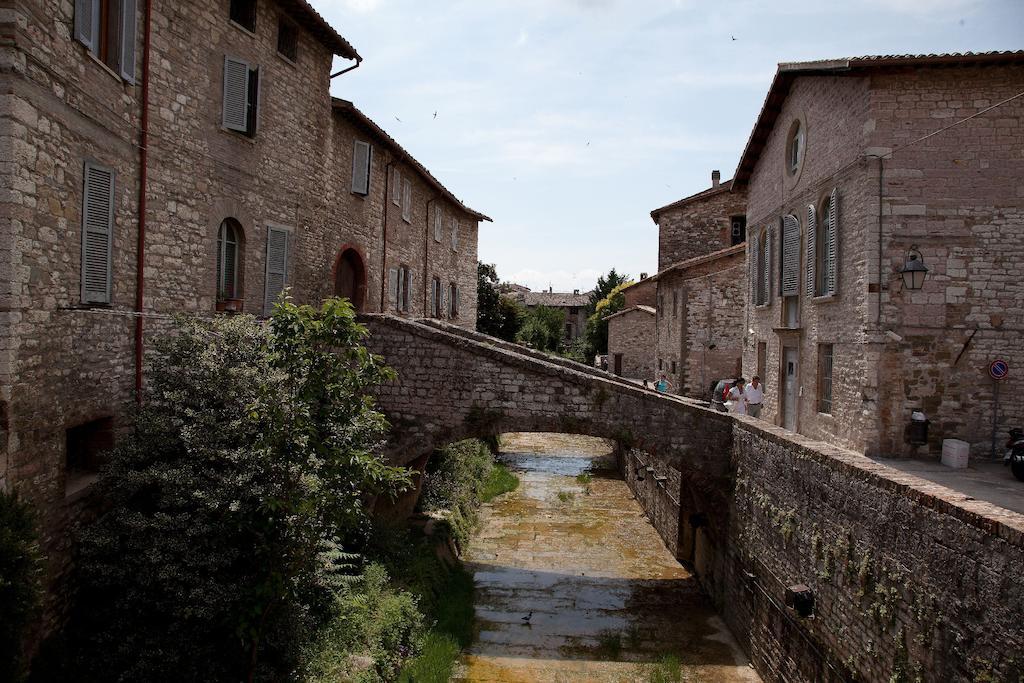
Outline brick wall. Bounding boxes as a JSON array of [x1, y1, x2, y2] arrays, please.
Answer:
[[607, 307, 655, 380]]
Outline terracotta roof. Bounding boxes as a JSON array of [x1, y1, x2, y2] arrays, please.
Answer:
[[279, 0, 360, 60], [605, 304, 655, 321], [636, 243, 746, 284], [733, 50, 1024, 188], [520, 291, 591, 308], [333, 99, 492, 222], [650, 180, 734, 223]]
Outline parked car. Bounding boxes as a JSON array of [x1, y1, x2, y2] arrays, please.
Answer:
[[709, 378, 738, 412]]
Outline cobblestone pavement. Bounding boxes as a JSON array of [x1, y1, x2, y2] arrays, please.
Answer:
[[456, 433, 759, 683]]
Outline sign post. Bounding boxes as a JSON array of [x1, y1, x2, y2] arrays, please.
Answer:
[[990, 359, 1009, 459]]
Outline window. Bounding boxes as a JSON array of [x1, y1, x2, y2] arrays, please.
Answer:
[[786, 120, 804, 176], [450, 218, 459, 251], [263, 225, 290, 315], [391, 168, 402, 206], [658, 358, 663, 371], [672, 291, 678, 317], [277, 16, 298, 61], [390, 265, 412, 312], [657, 294, 664, 316], [434, 206, 443, 242], [817, 344, 834, 414], [565, 323, 573, 338], [671, 360, 677, 374], [401, 179, 412, 222], [757, 341, 767, 380], [731, 215, 747, 246], [66, 417, 113, 496], [229, 0, 257, 32], [809, 190, 839, 297], [74, 0, 138, 82], [81, 161, 114, 305], [222, 56, 259, 137], [569, 307, 578, 316], [448, 282, 460, 318], [216, 219, 243, 303], [431, 277, 442, 317], [351, 140, 372, 195]]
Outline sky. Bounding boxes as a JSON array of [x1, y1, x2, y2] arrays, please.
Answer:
[[315, 0, 1024, 292]]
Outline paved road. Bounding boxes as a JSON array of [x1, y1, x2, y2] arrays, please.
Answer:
[[456, 433, 759, 683]]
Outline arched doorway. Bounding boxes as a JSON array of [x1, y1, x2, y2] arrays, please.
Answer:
[[334, 247, 367, 311]]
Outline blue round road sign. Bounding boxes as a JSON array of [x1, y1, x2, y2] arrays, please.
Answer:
[[989, 359, 1009, 380]]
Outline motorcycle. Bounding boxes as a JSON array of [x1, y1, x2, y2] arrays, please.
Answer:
[[1005, 427, 1024, 482]]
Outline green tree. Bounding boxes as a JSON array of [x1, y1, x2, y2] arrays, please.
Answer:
[[585, 280, 634, 355], [64, 299, 409, 681], [0, 490, 41, 682], [477, 262, 524, 342], [517, 305, 566, 352], [586, 268, 630, 317]]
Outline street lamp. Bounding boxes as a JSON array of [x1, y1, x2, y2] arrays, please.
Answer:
[[899, 246, 929, 290]]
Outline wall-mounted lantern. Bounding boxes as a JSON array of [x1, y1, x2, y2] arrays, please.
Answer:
[[899, 246, 929, 290]]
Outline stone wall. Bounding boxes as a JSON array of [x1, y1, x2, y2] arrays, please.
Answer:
[[606, 307, 655, 380], [653, 181, 748, 271]]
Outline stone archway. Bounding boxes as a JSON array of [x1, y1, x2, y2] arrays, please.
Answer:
[[334, 246, 367, 312]]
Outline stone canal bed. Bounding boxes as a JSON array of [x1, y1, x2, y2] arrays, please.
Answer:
[[455, 433, 759, 683]]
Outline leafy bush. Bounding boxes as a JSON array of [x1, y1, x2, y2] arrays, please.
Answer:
[[59, 298, 409, 681], [481, 464, 519, 502], [517, 305, 566, 352], [0, 490, 41, 681]]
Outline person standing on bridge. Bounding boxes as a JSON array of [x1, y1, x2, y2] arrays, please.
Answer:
[[726, 377, 747, 415], [745, 376, 764, 418], [655, 374, 670, 393]]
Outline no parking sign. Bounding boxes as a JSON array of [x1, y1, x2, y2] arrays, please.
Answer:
[[990, 359, 1010, 381]]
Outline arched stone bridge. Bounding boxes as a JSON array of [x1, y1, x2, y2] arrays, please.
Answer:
[[359, 314, 734, 499]]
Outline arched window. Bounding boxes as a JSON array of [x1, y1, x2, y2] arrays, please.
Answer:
[[786, 120, 804, 176], [216, 219, 243, 302]]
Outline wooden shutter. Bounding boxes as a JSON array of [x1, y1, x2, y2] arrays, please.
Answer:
[[391, 169, 401, 206], [454, 286, 460, 317], [119, 0, 138, 83], [440, 285, 447, 318], [222, 56, 250, 132], [434, 207, 442, 242], [749, 234, 758, 305], [263, 226, 289, 315], [450, 218, 458, 250], [351, 140, 371, 194], [75, 0, 97, 51], [402, 179, 412, 221], [430, 279, 437, 316], [405, 270, 414, 312], [827, 188, 839, 295], [764, 226, 773, 305], [388, 268, 398, 307], [805, 205, 817, 298], [781, 214, 800, 297], [81, 162, 114, 304]]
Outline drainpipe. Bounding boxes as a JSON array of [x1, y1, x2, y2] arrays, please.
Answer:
[[876, 155, 885, 327], [330, 57, 362, 80], [134, 0, 153, 403], [380, 160, 393, 311]]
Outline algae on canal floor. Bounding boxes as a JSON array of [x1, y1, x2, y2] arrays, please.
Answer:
[[456, 433, 760, 683]]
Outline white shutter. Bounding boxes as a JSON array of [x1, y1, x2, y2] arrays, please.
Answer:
[[75, 0, 98, 51], [263, 226, 289, 315], [388, 268, 398, 307], [781, 214, 800, 297], [806, 205, 817, 298], [434, 207, 442, 242], [827, 188, 839, 295], [391, 169, 401, 206], [764, 226, 773, 305], [222, 56, 250, 132], [402, 179, 412, 221], [351, 141, 371, 195], [450, 217, 458, 251], [119, 0, 138, 83], [81, 162, 114, 304]]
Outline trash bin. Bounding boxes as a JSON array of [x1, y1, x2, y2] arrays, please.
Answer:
[[906, 411, 929, 446]]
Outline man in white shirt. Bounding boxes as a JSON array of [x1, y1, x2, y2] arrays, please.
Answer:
[[745, 376, 764, 418]]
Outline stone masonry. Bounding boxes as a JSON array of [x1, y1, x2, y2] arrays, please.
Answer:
[[736, 53, 1024, 456], [605, 304, 655, 379]]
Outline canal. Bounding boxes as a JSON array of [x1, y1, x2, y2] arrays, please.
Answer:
[[456, 433, 759, 682]]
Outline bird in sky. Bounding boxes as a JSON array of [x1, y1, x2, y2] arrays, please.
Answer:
[[731, 35, 737, 41], [394, 116, 402, 122], [433, 111, 437, 119]]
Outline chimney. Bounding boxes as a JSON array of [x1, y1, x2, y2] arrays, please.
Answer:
[[573, 289, 579, 295], [640, 272, 648, 280], [711, 170, 721, 188]]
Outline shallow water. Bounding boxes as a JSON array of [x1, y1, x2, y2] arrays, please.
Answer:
[[456, 433, 760, 683]]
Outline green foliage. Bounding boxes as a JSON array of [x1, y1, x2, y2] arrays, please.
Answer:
[[0, 491, 42, 682], [397, 565, 475, 683], [61, 298, 410, 681], [586, 268, 630, 315], [645, 654, 684, 683], [517, 304, 566, 352], [481, 464, 519, 503], [585, 280, 635, 355], [559, 336, 592, 364], [557, 490, 575, 504], [476, 262, 524, 342]]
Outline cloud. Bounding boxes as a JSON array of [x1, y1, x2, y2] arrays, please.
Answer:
[[506, 268, 605, 292]]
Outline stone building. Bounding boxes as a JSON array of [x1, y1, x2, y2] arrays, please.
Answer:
[[736, 51, 1024, 456], [615, 172, 747, 397], [0, 0, 486, 620], [606, 279, 656, 379], [515, 287, 591, 342]]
